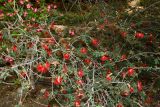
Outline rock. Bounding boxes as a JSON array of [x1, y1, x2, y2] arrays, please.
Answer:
[[128, 0, 141, 7], [54, 25, 68, 36]]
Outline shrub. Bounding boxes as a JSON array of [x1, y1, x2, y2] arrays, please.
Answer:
[[0, 0, 160, 106]]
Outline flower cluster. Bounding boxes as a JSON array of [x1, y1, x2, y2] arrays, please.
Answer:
[[37, 62, 50, 73]]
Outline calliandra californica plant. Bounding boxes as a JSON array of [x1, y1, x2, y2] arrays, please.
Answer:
[[0, 0, 160, 107]]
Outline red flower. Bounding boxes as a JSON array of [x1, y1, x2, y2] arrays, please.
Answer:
[[106, 69, 112, 80], [120, 54, 127, 61], [0, 36, 2, 41], [127, 68, 135, 76], [148, 33, 153, 43], [74, 100, 81, 107], [0, 33, 3, 41], [50, 21, 55, 29], [100, 55, 110, 61], [135, 32, 144, 39], [65, 44, 70, 50], [121, 31, 127, 38], [141, 63, 148, 67], [61, 89, 67, 94], [48, 105, 51, 107], [43, 90, 49, 99], [91, 38, 99, 46], [41, 44, 49, 51], [46, 49, 52, 56], [76, 80, 83, 85], [36, 63, 47, 73], [44, 61, 50, 70], [8, 0, 13, 3], [83, 58, 91, 65], [0, 10, 3, 14], [47, 38, 55, 44], [137, 80, 143, 92], [53, 76, 63, 85], [116, 103, 124, 107], [28, 42, 34, 48], [53, 5, 57, 9], [63, 53, 70, 60], [69, 29, 75, 36], [106, 69, 110, 73], [47, 5, 51, 12], [36, 63, 43, 71], [145, 96, 153, 104], [80, 47, 87, 54], [20, 71, 27, 78], [77, 69, 84, 77], [4, 57, 14, 65], [36, 28, 43, 32], [106, 75, 112, 81], [120, 91, 129, 97], [23, 11, 28, 17], [26, 3, 32, 9], [33, 8, 38, 13], [12, 45, 17, 52], [99, 24, 104, 30], [121, 72, 127, 78], [129, 87, 134, 93], [127, 84, 134, 93], [77, 92, 84, 99], [19, 0, 24, 5]]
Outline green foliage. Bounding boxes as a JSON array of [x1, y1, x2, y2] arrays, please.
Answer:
[[0, 0, 160, 107]]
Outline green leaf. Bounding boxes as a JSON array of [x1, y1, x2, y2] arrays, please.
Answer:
[[154, 58, 159, 65], [0, 71, 11, 80], [92, 51, 105, 58], [1, 45, 7, 50], [140, 91, 146, 101]]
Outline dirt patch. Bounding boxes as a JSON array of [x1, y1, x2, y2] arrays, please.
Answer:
[[0, 84, 49, 107], [0, 84, 18, 107]]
